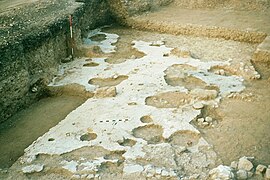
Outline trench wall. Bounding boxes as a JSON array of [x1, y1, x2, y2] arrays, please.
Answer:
[[0, 0, 111, 123], [108, 0, 173, 23], [172, 0, 270, 10]]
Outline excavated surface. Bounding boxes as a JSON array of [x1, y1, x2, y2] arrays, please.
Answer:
[[2, 26, 269, 179], [131, 6, 270, 34]]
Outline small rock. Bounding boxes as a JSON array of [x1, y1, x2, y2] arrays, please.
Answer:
[[71, 174, 81, 179], [31, 86, 38, 93], [87, 174, 95, 179], [230, 161, 238, 169], [218, 69, 225, 76], [123, 164, 144, 174], [209, 165, 234, 180], [197, 118, 205, 123], [150, 40, 164, 46], [247, 171, 253, 178], [255, 164, 267, 175], [202, 122, 209, 126], [238, 156, 253, 171], [265, 168, 270, 179], [81, 174, 88, 178], [205, 117, 213, 123], [155, 168, 162, 174], [236, 169, 248, 179], [130, 55, 136, 59], [22, 164, 44, 174], [161, 169, 169, 176], [193, 102, 204, 110]]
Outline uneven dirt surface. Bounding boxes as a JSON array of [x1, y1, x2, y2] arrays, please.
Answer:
[[0, 95, 86, 169], [105, 26, 270, 166], [1, 25, 269, 179], [133, 6, 270, 34], [0, 0, 79, 47], [1, 1, 270, 179]]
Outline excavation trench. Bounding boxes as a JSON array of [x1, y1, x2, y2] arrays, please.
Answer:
[[1, 1, 270, 179]]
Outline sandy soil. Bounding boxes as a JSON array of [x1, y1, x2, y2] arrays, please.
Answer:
[[0, 95, 85, 169], [135, 5, 270, 34], [105, 26, 270, 166], [0, 0, 39, 12]]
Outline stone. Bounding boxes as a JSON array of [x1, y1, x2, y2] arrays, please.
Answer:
[[247, 171, 253, 178], [22, 164, 44, 174], [197, 118, 205, 123], [87, 174, 95, 179], [209, 165, 234, 180], [193, 102, 204, 110], [202, 122, 209, 126], [150, 40, 165, 46], [236, 169, 248, 179], [205, 117, 213, 123], [161, 169, 169, 176], [255, 164, 267, 175], [238, 157, 253, 171], [71, 175, 81, 179], [123, 164, 144, 174], [94, 87, 117, 98], [265, 168, 270, 179], [218, 69, 225, 76], [230, 161, 238, 169]]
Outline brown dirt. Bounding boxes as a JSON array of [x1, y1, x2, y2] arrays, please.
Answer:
[[200, 79, 270, 165], [0, 95, 85, 169], [104, 26, 270, 166]]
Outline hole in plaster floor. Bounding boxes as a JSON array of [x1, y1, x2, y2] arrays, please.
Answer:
[[132, 124, 164, 144], [83, 62, 99, 67], [88, 75, 128, 87], [80, 132, 97, 141], [89, 34, 107, 42], [167, 130, 200, 147], [117, 138, 137, 147], [140, 115, 153, 123], [145, 91, 191, 108], [164, 64, 207, 90]]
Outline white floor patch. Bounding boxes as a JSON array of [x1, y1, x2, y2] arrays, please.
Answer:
[[18, 29, 250, 179]]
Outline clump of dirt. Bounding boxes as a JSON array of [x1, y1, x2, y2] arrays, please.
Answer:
[[145, 91, 191, 108], [88, 75, 128, 87], [167, 130, 200, 147], [132, 124, 164, 144]]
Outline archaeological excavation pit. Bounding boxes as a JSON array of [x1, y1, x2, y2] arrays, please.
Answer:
[[0, 0, 270, 179]]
